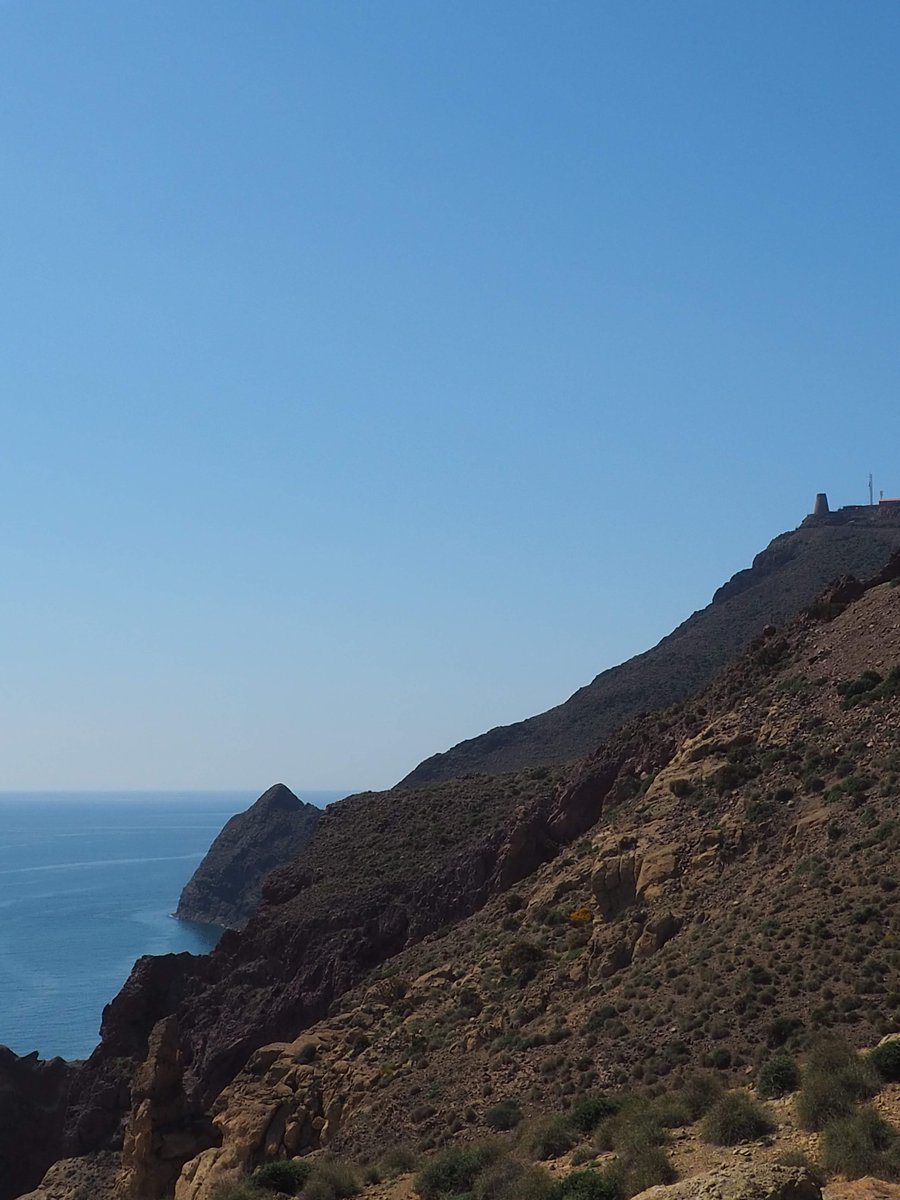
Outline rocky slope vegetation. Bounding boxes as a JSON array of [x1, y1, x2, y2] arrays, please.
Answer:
[[175, 785, 321, 931], [401, 510, 900, 785], [19, 552, 900, 1200]]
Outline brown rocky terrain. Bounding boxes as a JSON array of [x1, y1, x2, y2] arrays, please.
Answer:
[[16, 551, 900, 1200], [175, 784, 321, 931], [401, 508, 900, 785]]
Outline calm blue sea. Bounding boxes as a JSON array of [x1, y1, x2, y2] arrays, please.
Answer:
[[0, 790, 347, 1061]]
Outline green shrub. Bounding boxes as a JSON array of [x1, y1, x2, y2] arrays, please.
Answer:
[[680, 1072, 724, 1120], [415, 1146, 497, 1199], [700, 1091, 774, 1146], [838, 670, 884, 708], [821, 1107, 900, 1180], [486, 1099, 523, 1131], [301, 1158, 360, 1200], [252, 1160, 313, 1195], [377, 1146, 418, 1178], [212, 1184, 266, 1200], [868, 1039, 900, 1083], [649, 1097, 691, 1129], [591, 1101, 676, 1196], [795, 1037, 878, 1131], [551, 1169, 623, 1200], [620, 1145, 676, 1196], [522, 1116, 578, 1161], [595, 1101, 666, 1155], [294, 1042, 318, 1064], [756, 1053, 800, 1099], [585, 1006, 616, 1032], [569, 1094, 623, 1135], [767, 1016, 803, 1047], [472, 1158, 554, 1200]]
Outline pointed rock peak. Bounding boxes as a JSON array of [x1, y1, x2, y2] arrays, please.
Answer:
[[254, 783, 308, 812]]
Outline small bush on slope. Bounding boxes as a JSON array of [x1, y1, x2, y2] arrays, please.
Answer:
[[569, 1094, 624, 1136], [868, 1039, 900, 1083], [472, 1157, 554, 1200], [551, 1170, 623, 1200], [300, 1158, 360, 1200], [756, 1053, 801, 1099], [212, 1184, 266, 1200], [415, 1145, 498, 1199], [701, 1091, 774, 1146], [619, 1146, 676, 1197], [592, 1100, 675, 1196], [821, 1107, 900, 1180], [679, 1072, 724, 1120], [522, 1116, 578, 1161], [795, 1036, 878, 1131], [594, 1100, 666, 1154], [486, 1099, 523, 1131], [376, 1145, 419, 1178], [251, 1160, 313, 1194]]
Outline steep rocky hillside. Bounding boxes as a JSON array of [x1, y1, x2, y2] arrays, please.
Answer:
[[21, 552, 900, 1200], [401, 510, 900, 785], [169, 561, 900, 1198], [175, 784, 321, 930], [62, 767, 573, 1167]]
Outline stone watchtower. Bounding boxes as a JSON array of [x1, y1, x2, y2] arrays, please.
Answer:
[[813, 493, 830, 516]]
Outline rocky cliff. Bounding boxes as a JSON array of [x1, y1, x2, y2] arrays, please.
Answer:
[[400, 509, 900, 784], [175, 784, 321, 931], [135, 555, 900, 1198], [0, 1047, 76, 1200], [15, 541, 900, 1200]]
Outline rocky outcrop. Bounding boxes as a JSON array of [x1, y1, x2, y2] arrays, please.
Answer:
[[119, 1017, 217, 1200], [175, 1034, 343, 1200], [401, 514, 900, 784], [635, 1165, 822, 1200], [175, 785, 321, 930], [0, 1046, 77, 1200], [18, 1152, 121, 1200]]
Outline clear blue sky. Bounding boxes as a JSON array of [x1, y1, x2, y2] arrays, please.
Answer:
[[2, 1, 899, 790]]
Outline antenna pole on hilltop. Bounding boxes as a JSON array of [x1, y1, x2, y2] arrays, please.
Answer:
[[869, 473, 874, 506]]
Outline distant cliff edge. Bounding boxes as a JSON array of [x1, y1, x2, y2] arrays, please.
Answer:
[[399, 503, 900, 784], [175, 783, 321, 930]]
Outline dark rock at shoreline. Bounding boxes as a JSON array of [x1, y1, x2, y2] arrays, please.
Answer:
[[175, 784, 321, 931]]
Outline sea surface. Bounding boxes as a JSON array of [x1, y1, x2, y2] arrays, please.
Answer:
[[0, 790, 348, 1061]]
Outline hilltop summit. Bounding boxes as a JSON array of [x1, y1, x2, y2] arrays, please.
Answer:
[[175, 784, 321, 931], [400, 501, 900, 785]]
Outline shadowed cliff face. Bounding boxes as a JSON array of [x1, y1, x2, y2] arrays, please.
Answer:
[[0, 1047, 76, 1200], [175, 784, 321, 931], [399, 514, 900, 785]]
